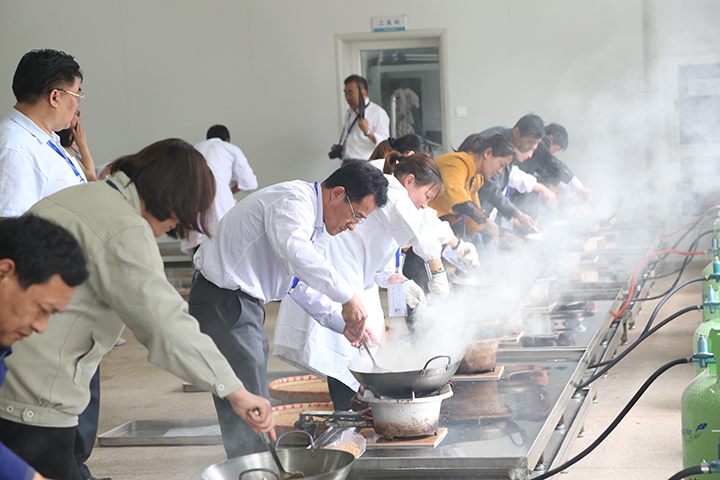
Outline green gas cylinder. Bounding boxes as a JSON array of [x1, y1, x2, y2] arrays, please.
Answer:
[[702, 247, 720, 300], [693, 286, 720, 375], [683, 331, 720, 476]]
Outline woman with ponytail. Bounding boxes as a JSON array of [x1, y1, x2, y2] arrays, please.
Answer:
[[274, 150, 462, 410], [371, 134, 480, 294]]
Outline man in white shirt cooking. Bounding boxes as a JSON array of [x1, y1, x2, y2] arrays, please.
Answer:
[[189, 161, 388, 458], [0, 49, 87, 218], [330, 75, 390, 166], [181, 124, 258, 256]]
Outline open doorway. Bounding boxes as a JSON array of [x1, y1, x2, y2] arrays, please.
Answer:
[[335, 31, 449, 154]]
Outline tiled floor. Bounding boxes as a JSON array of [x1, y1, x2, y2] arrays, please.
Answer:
[[86, 258, 706, 480]]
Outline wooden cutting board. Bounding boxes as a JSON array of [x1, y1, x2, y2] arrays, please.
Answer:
[[361, 427, 448, 448], [453, 365, 504, 381]]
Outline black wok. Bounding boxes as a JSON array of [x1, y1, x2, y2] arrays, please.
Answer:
[[349, 355, 461, 398]]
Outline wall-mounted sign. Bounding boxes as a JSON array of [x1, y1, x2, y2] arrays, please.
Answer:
[[371, 15, 407, 32]]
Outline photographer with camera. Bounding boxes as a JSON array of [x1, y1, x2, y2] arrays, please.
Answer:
[[329, 75, 389, 166]]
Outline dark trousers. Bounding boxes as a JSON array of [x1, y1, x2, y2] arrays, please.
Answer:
[[0, 418, 82, 480], [188, 272, 268, 459], [326, 376, 358, 411], [75, 368, 100, 480], [402, 247, 431, 333]]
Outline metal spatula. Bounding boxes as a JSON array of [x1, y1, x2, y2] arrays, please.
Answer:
[[254, 410, 305, 479]]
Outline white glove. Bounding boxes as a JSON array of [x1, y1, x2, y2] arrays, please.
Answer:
[[427, 269, 450, 305], [404, 280, 427, 309], [454, 240, 479, 268]]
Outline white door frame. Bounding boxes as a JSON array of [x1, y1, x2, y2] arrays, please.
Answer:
[[334, 29, 450, 153]]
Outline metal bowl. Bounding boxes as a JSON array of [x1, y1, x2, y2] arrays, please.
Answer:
[[349, 355, 461, 398], [200, 443, 354, 480]]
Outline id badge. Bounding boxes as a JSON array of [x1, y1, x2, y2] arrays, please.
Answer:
[[387, 251, 407, 317], [387, 281, 407, 317]]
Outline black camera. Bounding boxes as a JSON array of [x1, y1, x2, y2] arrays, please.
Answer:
[[328, 144, 344, 159]]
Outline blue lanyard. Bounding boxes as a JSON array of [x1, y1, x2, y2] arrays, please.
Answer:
[[106, 179, 119, 191], [47, 140, 86, 183], [346, 113, 359, 136], [288, 182, 319, 293]]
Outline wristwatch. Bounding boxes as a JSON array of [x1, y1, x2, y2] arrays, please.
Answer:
[[364, 130, 372, 137]]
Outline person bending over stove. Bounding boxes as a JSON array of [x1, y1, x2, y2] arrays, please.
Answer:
[[189, 161, 388, 458], [0, 139, 274, 480]]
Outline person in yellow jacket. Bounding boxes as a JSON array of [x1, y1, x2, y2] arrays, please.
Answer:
[[429, 134, 515, 240]]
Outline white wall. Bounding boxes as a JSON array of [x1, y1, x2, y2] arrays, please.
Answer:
[[2, 0, 706, 217], [647, 0, 720, 218]]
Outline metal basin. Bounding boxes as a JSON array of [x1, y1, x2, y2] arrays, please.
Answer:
[[349, 355, 461, 398], [200, 448, 354, 480], [359, 384, 453, 439]]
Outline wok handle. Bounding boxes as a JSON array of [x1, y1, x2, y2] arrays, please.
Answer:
[[420, 355, 451, 374], [239, 468, 280, 480], [277, 429, 315, 449]]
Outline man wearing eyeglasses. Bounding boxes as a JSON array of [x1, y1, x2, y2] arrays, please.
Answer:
[[188, 161, 388, 459], [0, 49, 87, 219], [0, 49, 104, 480]]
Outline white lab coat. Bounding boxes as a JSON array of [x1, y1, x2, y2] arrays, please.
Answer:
[[273, 174, 449, 390]]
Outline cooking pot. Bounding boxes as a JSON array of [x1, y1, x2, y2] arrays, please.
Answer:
[[457, 338, 500, 374], [200, 431, 354, 480], [349, 355, 460, 398], [359, 384, 453, 439]]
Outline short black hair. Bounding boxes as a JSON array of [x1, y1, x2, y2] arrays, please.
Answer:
[[0, 215, 88, 289], [206, 125, 230, 141], [323, 161, 388, 209], [12, 49, 83, 104], [514, 114, 545, 139], [545, 123, 569, 150], [344, 75, 368, 92]]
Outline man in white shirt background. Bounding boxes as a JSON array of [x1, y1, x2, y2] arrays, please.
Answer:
[[0, 49, 87, 218], [189, 161, 388, 459], [181, 124, 258, 256], [0, 48, 104, 480], [330, 75, 390, 166]]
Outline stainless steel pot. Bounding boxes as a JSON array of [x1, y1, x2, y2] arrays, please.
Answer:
[[359, 384, 453, 439], [200, 431, 355, 480], [349, 355, 460, 398]]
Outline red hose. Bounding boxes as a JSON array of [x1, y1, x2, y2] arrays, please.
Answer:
[[660, 200, 720, 237], [610, 249, 708, 320]]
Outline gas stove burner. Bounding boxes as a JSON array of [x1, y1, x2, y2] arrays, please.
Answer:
[[296, 410, 374, 434]]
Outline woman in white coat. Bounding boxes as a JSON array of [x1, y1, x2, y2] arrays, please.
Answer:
[[273, 151, 476, 409]]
